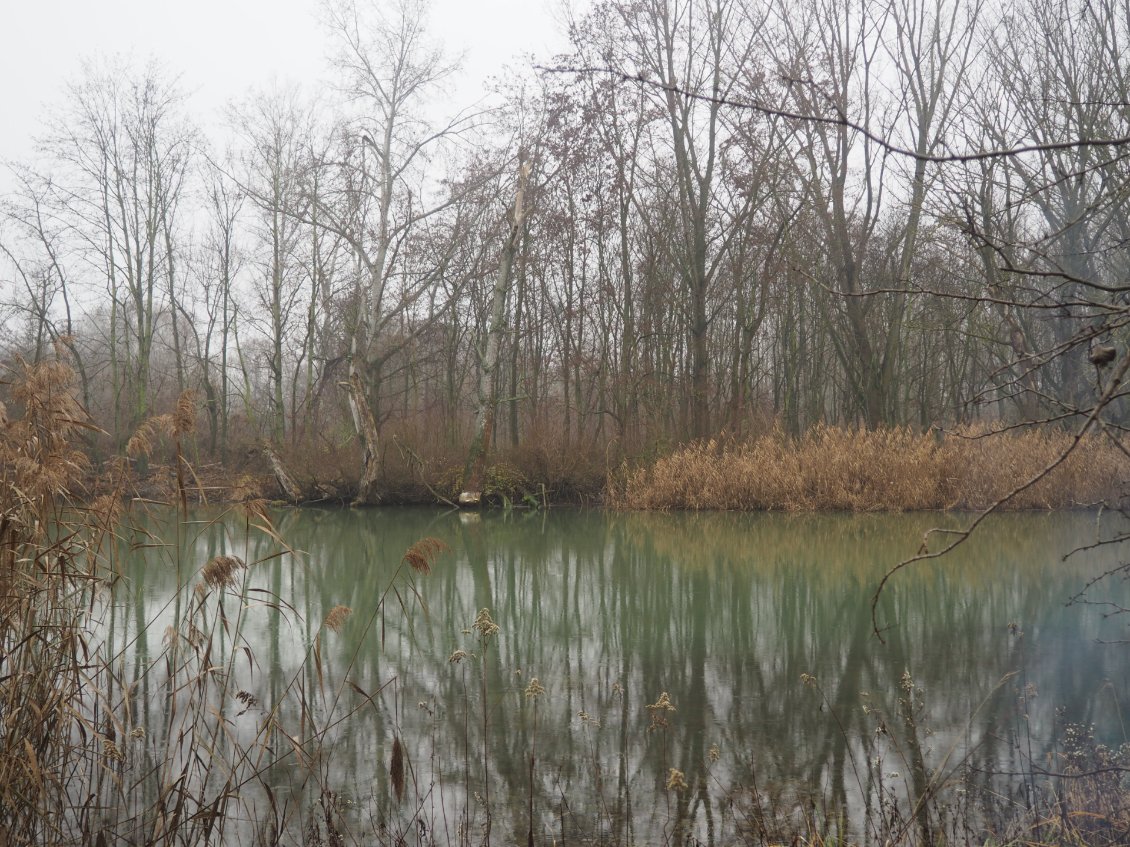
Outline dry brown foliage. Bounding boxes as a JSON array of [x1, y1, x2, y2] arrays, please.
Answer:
[[607, 424, 1128, 511], [1, 361, 442, 844], [402, 536, 449, 575], [323, 604, 353, 632], [200, 554, 246, 589], [0, 358, 97, 843], [125, 390, 199, 460]]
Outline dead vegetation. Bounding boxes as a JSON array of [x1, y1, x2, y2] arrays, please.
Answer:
[[0, 357, 447, 845], [607, 424, 1129, 511]]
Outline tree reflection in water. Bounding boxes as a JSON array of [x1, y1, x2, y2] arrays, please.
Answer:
[[110, 507, 1130, 844]]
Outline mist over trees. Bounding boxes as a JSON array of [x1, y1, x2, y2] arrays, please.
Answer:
[[3, 0, 1129, 496]]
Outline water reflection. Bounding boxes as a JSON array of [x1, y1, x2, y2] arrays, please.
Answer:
[[109, 507, 1130, 844]]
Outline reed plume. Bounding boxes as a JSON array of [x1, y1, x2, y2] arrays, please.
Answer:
[[323, 605, 352, 632], [173, 389, 198, 437], [403, 536, 449, 574], [201, 554, 245, 589]]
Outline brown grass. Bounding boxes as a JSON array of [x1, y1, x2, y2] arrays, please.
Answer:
[[0, 357, 444, 845], [607, 424, 1128, 511], [323, 604, 353, 632], [0, 357, 94, 844]]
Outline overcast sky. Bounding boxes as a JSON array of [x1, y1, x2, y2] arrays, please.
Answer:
[[0, 0, 574, 165]]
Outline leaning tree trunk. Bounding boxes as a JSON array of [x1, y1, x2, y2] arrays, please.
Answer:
[[347, 369, 382, 505], [262, 441, 304, 503], [460, 162, 531, 506]]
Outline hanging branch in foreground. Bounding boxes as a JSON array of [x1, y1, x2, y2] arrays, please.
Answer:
[[870, 349, 1130, 641], [536, 64, 1130, 164]]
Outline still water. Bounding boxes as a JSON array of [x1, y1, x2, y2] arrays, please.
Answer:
[[109, 507, 1130, 844]]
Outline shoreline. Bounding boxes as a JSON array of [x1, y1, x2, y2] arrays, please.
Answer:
[[102, 424, 1128, 514]]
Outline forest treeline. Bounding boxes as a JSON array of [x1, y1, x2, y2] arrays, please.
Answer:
[[3, 0, 1130, 503]]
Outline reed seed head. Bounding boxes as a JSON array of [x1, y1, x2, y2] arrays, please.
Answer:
[[448, 649, 470, 664], [173, 389, 197, 437], [202, 555, 245, 589], [102, 739, 124, 763], [524, 677, 545, 700], [647, 691, 676, 713], [647, 691, 676, 731], [666, 768, 688, 792], [472, 608, 500, 642], [88, 494, 122, 526], [403, 537, 449, 575], [324, 605, 353, 632], [185, 622, 205, 648], [239, 498, 270, 523], [126, 414, 172, 458]]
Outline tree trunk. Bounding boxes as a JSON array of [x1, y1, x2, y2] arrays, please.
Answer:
[[461, 163, 531, 506], [262, 441, 304, 502], [347, 369, 382, 505]]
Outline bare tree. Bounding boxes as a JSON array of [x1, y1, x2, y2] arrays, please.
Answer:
[[460, 161, 530, 504], [189, 162, 245, 458], [613, 0, 763, 438], [960, 0, 1130, 420], [314, 0, 483, 503], [0, 167, 91, 407], [38, 59, 195, 442], [230, 86, 318, 443]]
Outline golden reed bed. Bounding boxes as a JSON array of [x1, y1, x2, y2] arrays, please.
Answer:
[[607, 425, 1128, 511]]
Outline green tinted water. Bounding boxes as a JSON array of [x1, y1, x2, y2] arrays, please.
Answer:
[[109, 507, 1130, 844]]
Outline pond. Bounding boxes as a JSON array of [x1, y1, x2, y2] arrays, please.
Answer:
[[105, 506, 1130, 845]]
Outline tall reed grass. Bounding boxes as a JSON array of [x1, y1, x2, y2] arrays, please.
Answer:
[[0, 357, 95, 844], [607, 424, 1128, 511], [0, 357, 448, 845]]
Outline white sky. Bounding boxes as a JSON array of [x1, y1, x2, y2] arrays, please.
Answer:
[[0, 0, 575, 165]]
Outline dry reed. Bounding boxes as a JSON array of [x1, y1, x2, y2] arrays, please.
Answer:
[[323, 604, 353, 632], [0, 357, 95, 844], [0, 358, 445, 846], [201, 553, 245, 589], [403, 536, 449, 575], [607, 424, 1128, 511]]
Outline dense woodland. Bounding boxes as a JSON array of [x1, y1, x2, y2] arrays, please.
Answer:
[[3, 0, 1130, 501]]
